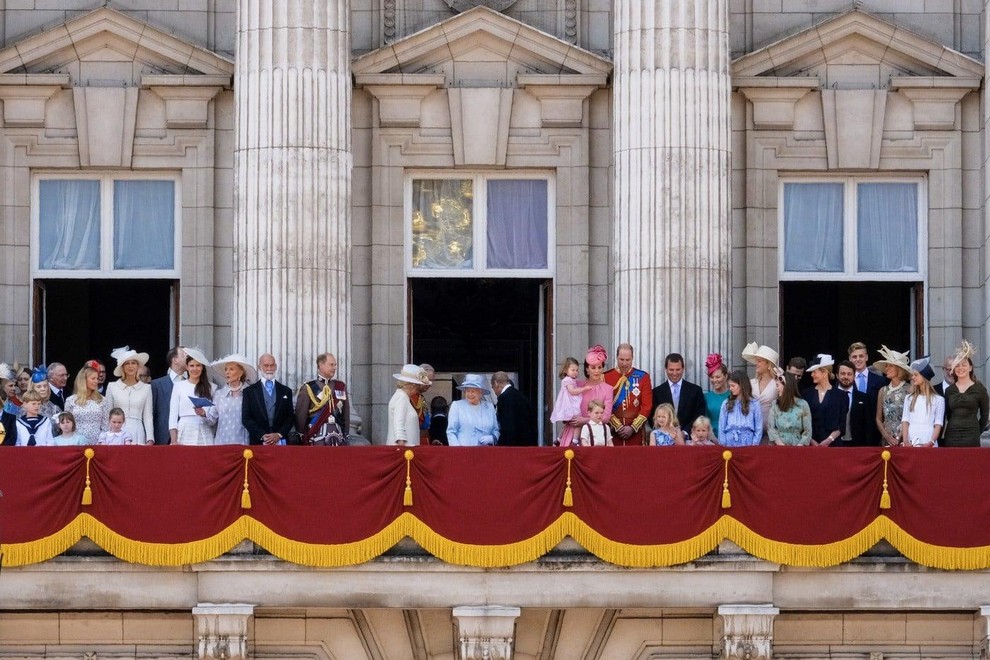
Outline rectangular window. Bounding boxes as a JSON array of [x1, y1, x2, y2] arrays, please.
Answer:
[[407, 173, 553, 277], [780, 178, 925, 281], [34, 173, 180, 277]]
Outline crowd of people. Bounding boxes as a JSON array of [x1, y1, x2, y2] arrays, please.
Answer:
[[1, 338, 986, 449], [547, 340, 988, 448]]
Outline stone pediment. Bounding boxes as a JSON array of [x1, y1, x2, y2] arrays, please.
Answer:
[[352, 5, 611, 85], [0, 7, 233, 82], [732, 8, 983, 83]]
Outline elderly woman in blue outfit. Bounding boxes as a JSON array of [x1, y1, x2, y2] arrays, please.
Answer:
[[446, 374, 499, 446]]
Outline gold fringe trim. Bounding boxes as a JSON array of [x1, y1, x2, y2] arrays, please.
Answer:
[[7, 512, 990, 570]]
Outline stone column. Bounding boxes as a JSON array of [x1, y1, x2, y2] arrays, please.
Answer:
[[717, 604, 778, 660], [452, 605, 521, 660], [193, 603, 255, 660], [233, 1, 352, 387], [611, 0, 732, 380]]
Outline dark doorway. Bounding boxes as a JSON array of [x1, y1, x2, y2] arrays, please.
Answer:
[[780, 281, 922, 366], [410, 278, 547, 439], [36, 279, 176, 375]]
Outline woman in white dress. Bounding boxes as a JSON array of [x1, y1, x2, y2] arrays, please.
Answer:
[[106, 346, 154, 445], [206, 353, 256, 446], [900, 356, 944, 448], [64, 364, 111, 444], [168, 347, 217, 445], [742, 342, 780, 438], [386, 364, 431, 446]]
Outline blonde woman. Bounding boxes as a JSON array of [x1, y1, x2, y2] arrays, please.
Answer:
[[106, 346, 154, 445], [742, 342, 779, 436], [64, 363, 111, 444], [900, 357, 944, 447], [873, 345, 911, 447]]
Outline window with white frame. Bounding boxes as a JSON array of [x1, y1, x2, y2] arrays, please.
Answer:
[[34, 174, 180, 277], [406, 174, 553, 276], [780, 179, 925, 280]]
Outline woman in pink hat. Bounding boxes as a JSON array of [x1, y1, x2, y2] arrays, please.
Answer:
[[560, 345, 614, 447]]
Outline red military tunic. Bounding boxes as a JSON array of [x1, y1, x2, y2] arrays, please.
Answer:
[[603, 367, 652, 446]]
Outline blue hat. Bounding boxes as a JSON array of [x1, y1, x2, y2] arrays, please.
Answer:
[[456, 374, 490, 393], [31, 365, 48, 383], [910, 356, 936, 381]]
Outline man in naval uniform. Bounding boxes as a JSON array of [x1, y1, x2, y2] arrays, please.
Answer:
[[603, 343, 653, 446]]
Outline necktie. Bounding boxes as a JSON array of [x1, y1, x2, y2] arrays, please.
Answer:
[[672, 382, 680, 409], [265, 379, 274, 397], [856, 373, 866, 393]]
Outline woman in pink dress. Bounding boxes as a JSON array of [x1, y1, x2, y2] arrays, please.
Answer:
[[560, 344, 614, 447]]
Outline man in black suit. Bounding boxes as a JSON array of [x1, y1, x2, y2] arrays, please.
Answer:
[[835, 360, 880, 446], [491, 371, 536, 446], [150, 346, 186, 445], [242, 353, 296, 445], [935, 354, 954, 396], [46, 362, 68, 410], [651, 353, 707, 432]]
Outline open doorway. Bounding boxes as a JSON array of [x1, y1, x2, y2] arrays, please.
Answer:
[[35, 279, 177, 374], [409, 278, 549, 442], [780, 281, 922, 366]]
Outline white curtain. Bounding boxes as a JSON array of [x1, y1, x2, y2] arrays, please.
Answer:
[[486, 180, 548, 269], [857, 183, 918, 273], [113, 180, 175, 270], [783, 182, 844, 272], [39, 180, 101, 270]]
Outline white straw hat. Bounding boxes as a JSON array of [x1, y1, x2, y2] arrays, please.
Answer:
[[741, 342, 780, 367], [393, 364, 431, 386], [210, 353, 258, 385], [873, 345, 911, 376], [110, 346, 150, 378], [807, 354, 835, 373]]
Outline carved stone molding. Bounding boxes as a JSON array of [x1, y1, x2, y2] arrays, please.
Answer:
[[735, 77, 819, 131], [444, 0, 518, 12], [889, 77, 979, 131], [72, 86, 139, 167], [453, 605, 521, 660], [0, 74, 68, 127], [193, 603, 255, 660], [718, 604, 778, 660], [821, 89, 886, 170]]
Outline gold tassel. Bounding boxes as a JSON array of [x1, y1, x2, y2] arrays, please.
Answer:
[[879, 449, 891, 510], [241, 449, 253, 510], [403, 450, 414, 507], [81, 448, 95, 506], [721, 450, 732, 509], [563, 449, 574, 507]]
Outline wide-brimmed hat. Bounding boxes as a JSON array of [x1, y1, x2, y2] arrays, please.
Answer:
[[807, 354, 835, 373], [183, 347, 211, 369], [110, 346, 150, 378], [393, 364, 432, 386], [873, 345, 911, 375], [457, 374, 490, 393], [741, 342, 779, 367], [210, 353, 258, 385], [909, 356, 936, 381]]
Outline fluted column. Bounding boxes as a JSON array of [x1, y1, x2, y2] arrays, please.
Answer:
[[612, 1, 731, 381], [233, 1, 351, 387]]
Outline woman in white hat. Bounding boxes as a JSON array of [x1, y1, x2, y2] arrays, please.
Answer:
[[206, 354, 257, 445], [742, 342, 780, 438], [168, 347, 217, 445], [447, 374, 499, 446], [900, 356, 944, 448], [387, 365, 431, 446], [942, 340, 989, 447], [873, 345, 911, 447], [106, 346, 153, 445], [800, 354, 845, 446]]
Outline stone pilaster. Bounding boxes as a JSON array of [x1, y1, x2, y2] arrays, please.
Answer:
[[717, 604, 778, 660], [452, 605, 521, 660], [233, 1, 352, 387], [193, 603, 255, 660], [611, 0, 732, 380]]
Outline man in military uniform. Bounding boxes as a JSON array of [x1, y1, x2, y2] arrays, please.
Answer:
[[294, 352, 350, 445], [603, 343, 652, 446]]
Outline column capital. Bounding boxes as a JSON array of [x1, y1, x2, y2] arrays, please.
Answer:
[[717, 604, 779, 660], [453, 605, 521, 660], [192, 603, 255, 660]]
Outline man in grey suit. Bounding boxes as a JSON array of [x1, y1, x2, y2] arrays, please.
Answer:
[[150, 346, 186, 445]]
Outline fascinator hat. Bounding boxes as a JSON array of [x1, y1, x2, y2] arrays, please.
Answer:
[[950, 339, 977, 371], [873, 345, 911, 377], [585, 344, 608, 367], [705, 353, 725, 377], [909, 356, 936, 381], [110, 345, 150, 378], [31, 365, 49, 383], [741, 342, 780, 367]]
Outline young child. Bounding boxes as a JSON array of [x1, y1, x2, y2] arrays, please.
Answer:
[[52, 411, 87, 446], [579, 399, 612, 446], [688, 416, 716, 446], [98, 408, 134, 446], [718, 370, 763, 447], [550, 357, 592, 445], [651, 403, 685, 446], [15, 391, 54, 446], [428, 396, 449, 445]]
